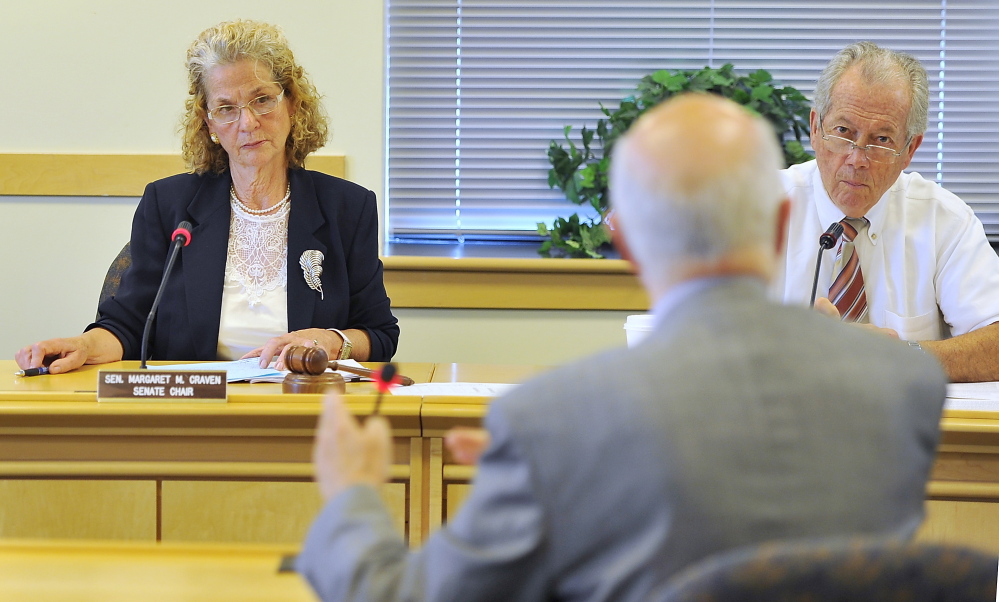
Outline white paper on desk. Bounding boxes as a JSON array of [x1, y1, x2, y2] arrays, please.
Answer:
[[157, 357, 283, 383], [395, 382, 517, 396], [945, 381, 999, 412]]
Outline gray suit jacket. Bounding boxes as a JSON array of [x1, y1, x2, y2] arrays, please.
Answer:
[[298, 277, 946, 601]]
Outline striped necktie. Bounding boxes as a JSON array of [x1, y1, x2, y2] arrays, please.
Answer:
[[829, 218, 869, 323]]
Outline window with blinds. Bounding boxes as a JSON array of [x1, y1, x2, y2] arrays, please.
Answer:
[[386, 0, 999, 242]]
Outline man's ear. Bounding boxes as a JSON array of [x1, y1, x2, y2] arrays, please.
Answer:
[[900, 133, 923, 170], [809, 108, 819, 140], [607, 210, 637, 271], [774, 198, 791, 257]]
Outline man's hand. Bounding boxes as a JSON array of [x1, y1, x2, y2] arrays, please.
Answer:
[[313, 392, 391, 501], [813, 297, 899, 338], [445, 427, 491, 465], [813, 297, 841, 320]]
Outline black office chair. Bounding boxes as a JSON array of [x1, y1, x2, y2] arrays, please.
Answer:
[[96, 241, 131, 319], [658, 537, 997, 602]]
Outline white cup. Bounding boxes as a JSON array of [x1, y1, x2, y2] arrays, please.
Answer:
[[623, 314, 656, 347]]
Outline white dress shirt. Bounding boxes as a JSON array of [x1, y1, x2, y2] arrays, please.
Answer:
[[771, 160, 999, 340]]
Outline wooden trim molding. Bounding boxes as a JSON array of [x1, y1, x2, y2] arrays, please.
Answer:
[[0, 461, 408, 480], [382, 256, 649, 311], [0, 152, 647, 311], [0, 153, 345, 196], [442, 465, 476, 481], [927, 480, 999, 501]]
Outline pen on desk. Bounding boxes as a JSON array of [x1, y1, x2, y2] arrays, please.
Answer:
[[15, 367, 50, 377], [328, 361, 414, 386]]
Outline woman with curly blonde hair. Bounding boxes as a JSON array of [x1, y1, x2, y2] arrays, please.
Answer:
[[15, 20, 398, 374]]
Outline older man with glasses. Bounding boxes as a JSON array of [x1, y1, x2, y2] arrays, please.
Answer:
[[773, 41, 999, 382]]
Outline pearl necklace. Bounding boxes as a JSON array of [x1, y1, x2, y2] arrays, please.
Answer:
[[230, 183, 291, 215]]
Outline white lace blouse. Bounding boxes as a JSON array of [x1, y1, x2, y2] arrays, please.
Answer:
[[216, 196, 290, 360]]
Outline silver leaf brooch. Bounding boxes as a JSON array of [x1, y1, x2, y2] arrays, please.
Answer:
[[299, 250, 325, 301]]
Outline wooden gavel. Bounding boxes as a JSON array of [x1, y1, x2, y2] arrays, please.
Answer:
[[281, 346, 344, 394], [329, 361, 414, 386], [284, 346, 414, 385]]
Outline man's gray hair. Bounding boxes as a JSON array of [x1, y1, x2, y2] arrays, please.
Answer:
[[609, 97, 786, 279], [813, 41, 929, 140]]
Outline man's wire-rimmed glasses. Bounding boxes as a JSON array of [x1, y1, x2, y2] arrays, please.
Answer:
[[819, 118, 905, 164], [207, 90, 285, 125]]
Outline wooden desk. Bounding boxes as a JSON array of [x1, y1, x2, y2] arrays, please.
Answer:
[[0, 539, 315, 601], [418, 366, 999, 554], [0, 360, 431, 545], [4, 360, 999, 554], [920, 411, 999, 552], [417, 363, 548, 533]]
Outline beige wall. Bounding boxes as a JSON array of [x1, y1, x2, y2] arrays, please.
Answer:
[[392, 308, 632, 365], [0, 1, 630, 364], [1, 1, 385, 193]]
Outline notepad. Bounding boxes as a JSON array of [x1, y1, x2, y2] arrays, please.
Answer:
[[945, 382, 999, 412]]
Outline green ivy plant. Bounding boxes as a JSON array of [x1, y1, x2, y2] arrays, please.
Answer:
[[540, 63, 814, 258]]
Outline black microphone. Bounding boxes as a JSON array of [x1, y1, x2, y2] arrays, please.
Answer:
[[140, 221, 193, 369], [818, 222, 844, 250], [809, 222, 844, 307]]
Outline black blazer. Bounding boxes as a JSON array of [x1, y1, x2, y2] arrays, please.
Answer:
[[90, 168, 399, 361]]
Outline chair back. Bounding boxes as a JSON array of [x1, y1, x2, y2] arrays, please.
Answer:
[[96, 241, 131, 320], [658, 538, 997, 601]]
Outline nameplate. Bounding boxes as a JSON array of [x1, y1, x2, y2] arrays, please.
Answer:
[[97, 370, 228, 403]]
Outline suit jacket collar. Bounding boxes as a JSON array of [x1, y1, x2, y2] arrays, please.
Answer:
[[650, 276, 740, 330], [649, 276, 770, 345], [286, 168, 328, 331]]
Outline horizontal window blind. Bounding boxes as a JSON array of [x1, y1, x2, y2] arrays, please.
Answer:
[[386, 0, 999, 240]]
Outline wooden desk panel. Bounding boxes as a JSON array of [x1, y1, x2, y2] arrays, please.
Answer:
[[160, 481, 404, 544], [0, 480, 156, 540], [0, 539, 315, 601], [0, 360, 429, 544]]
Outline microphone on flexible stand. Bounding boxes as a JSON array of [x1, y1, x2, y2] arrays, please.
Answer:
[[809, 222, 844, 308], [140, 221, 193, 369], [371, 363, 400, 420]]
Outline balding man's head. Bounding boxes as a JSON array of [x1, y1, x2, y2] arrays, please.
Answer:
[[609, 94, 788, 294]]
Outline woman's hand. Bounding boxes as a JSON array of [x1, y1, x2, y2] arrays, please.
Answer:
[[243, 328, 372, 369], [14, 329, 124, 374], [243, 329, 330, 370]]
